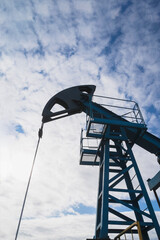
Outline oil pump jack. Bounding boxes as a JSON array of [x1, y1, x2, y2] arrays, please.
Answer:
[[42, 85, 160, 240]]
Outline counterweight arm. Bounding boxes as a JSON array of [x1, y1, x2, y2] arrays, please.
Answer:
[[42, 85, 160, 157], [42, 85, 96, 122]]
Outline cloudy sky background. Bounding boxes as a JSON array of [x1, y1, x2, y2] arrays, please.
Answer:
[[0, 0, 160, 239]]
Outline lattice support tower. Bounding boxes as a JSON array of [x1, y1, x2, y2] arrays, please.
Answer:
[[41, 85, 160, 240]]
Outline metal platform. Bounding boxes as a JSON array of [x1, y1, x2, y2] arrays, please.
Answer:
[[79, 95, 160, 239], [80, 96, 146, 167]]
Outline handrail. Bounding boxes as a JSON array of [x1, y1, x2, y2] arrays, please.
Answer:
[[92, 95, 145, 125], [93, 94, 137, 104], [114, 221, 143, 240]]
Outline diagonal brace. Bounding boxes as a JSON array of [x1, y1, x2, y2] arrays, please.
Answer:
[[109, 194, 151, 219], [109, 164, 133, 184], [109, 207, 134, 222]]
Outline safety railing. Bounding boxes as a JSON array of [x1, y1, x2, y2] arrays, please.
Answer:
[[114, 221, 143, 240], [80, 129, 100, 153], [80, 128, 100, 165], [90, 95, 146, 125]]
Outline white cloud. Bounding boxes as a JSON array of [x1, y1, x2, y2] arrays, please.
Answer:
[[19, 214, 95, 240], [0, 0, 160, 239]]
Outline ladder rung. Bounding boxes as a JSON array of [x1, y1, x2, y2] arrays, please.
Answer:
[[109, 144, 116, 148], [109, 188, 142, 193], [109, 168, 121, 173], [109, 162, 120, 167], [108, 229, 138, 234]]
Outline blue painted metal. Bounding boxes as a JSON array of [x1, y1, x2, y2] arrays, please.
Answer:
[[147, 171, 160, 208], [148, 171, 160, 190], [108, 220, 153, 226], [109, 188, 142, 193], [80, 104, 160, 239], [89, 117, 146, 129], [108, 164, 133, 184], [82, 101, 160, 156], [108, 194, 151, 218], [42, 86, 160, 239], [100, 141, 110, 239]]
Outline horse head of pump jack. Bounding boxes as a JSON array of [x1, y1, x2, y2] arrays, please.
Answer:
[[15, 85, 160, 240], [42, 85, 96, 123]]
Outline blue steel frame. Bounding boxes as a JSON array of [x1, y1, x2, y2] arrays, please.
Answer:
[[81, 103, 160, 239], [42, 86, 160, 239]]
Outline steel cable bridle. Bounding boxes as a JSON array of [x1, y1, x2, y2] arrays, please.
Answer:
[[14, 123, 44, 240]]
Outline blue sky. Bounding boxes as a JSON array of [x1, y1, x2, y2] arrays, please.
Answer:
[[0, 0, 160, 239]]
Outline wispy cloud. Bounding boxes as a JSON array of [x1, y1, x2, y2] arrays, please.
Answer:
[[0, 0, 160, 239]]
